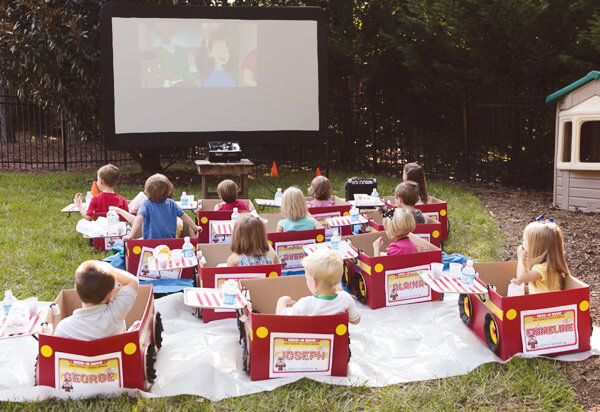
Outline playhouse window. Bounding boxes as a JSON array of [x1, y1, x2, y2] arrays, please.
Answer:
[[562, 122, 572, 162], [580, 121, 600, 163]]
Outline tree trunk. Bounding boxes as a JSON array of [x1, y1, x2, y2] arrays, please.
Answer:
[[129, 149, 163, 174], [0, 87, 10, 143]]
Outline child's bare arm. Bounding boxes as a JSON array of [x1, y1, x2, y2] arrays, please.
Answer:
[[372, 237, 383, 257], [349, 315, 361, 325], [123, 215, 143, 242], [110, 265, 139, 292], [276, 225, 284, 232], [74, 193, 92, 220], [181, 213, 201, 235], [110, 206, 136, 225], [513, 245, 542, 284], [268, 246, 281, 264], [227, 253, 241, 266], [275, 296, 295, 315]]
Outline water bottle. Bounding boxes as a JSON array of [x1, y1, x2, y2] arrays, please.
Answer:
[[3, 290, 16, 316], [330, 231, 341, 250], [274, 188, 283, 204], [461, 260, 476, 286], [231, 207, 239, 222], [107, 209, 119, 226], [370, 188, 379, 200], [85, 191, 92, 204], [180, 191, 189, 208], [182, 236, 195, 259], [350, 205, 360, 234]]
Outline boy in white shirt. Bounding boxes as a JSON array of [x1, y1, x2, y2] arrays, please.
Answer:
[[54, 261, 139, 340], [276, 249, 360, 324]]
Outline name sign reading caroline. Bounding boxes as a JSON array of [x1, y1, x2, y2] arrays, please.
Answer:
[[520, 305, 579, 355], [55, 352, 123, 392], [385, 265, 431, 306], [269, 333, 333, 377]]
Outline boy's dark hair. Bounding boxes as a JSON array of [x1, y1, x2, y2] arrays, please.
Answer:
[[98, 164, 120, 187], [395, 181, 420, 206], [75, 261, 115, 305], [144, 173, 173, 202]]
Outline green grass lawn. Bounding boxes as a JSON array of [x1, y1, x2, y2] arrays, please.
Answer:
[[0, 166, 580, 410]]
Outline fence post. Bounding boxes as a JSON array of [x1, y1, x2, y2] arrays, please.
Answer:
[[462, 96, 470, 181], [61, 112, 67, 170]]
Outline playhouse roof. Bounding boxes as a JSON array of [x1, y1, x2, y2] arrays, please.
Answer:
[[546, 71, 600, 104]]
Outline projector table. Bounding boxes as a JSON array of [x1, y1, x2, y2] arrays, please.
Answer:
[[195, 159, 254, 200]]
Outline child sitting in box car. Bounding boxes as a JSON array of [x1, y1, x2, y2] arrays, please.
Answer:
[[403, 162, 429, 204], [276, 187, 319, 232], [373, 208, 417, 256], [511, 220, 570, 294], [227, 214, 281, 266], [74, 164, 129, 220], [214, 179, 249, 211], [307, 176, 335, 208], [54, 261, 139, 340], [276, 249, 360, 324], [123, 174, 201, 241], [394, 181, 428, 224]]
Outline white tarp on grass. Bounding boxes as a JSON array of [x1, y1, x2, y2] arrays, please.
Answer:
[[0, 293, 598, 402]]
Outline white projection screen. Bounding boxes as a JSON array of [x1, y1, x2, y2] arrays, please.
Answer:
[[100, 4, 328, 150]]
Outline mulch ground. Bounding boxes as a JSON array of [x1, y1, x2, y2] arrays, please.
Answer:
[[467, 183, 600, 411]]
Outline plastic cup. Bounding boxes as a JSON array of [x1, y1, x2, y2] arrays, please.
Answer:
[[156, 253, 169, 269], [25, 297, 38, 318], [222, 280, 238, 305], [430, 262, 444, 279], [449, 263, 462, 279]]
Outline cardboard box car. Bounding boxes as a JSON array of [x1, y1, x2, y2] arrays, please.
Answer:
[[307, 196, 353, 238], [126, 237, 199, 282], [363, 211, 443, 248], [36, 284, 161, 392], [260, 211, 326, 275], [196, 242, 281, 323], [197, 198, 255, 244], [342, 231, 443, 309], [459, 261, 591, 360], [382, 195, 449, 240], [238, 276, 349, 381]]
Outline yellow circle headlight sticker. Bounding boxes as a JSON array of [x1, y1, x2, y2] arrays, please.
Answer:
[[316, 234, 325, 242], [343, 211, 350, 216], [124, 342, 137, 355], [374, 263, 384, 273], [440, 209, 447, 217], [506, 309, 517, 320], [268, 271, 278, 278], [40, 345, 53, 358], [200, 216, 208, 224], [268, 240, 273, 246], [256, 327, 269, 339], [336, 324, 347, 336], [580, 300, 590, 312], [432, 230, 440, 239], [133, 246, 141, 255]]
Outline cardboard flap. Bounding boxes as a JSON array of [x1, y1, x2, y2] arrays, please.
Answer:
[[259, 212, 284, 232], [240, 276, 311, 314], [474, 261, 517, 297], [425, 196, 444, 204], [408, 233, 440, 252], [342, 231, 391, 255], [124, 284, 153, 328], [197, 243, 233, 267]]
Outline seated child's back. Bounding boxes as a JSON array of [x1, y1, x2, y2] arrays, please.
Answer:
[[227, 214, 281, 266], [215, 179, 249, 211], [54, 261, 139, 341], [307, 176, 335, 208], [394, 181, 425, 224], [276, 249, 360, 324], [277, 187, 317, 232], [75, 164, 129, 221]]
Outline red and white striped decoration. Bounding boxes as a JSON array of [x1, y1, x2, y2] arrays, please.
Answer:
[[0, 308, 48, 339], [211, 221, 235, 235], [183, 288, 247, 309], [420, 272, 488, 294], [148, 254, 198, 271], [254, 199, 282, 208], [325, 215, 368, 227], [303, 242, 359, 259]]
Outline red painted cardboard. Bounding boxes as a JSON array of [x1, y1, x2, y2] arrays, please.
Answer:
[[383, 195, 449, 240], [364, 211, 443, 248], [197, 199, 254, 243], [126, 238, 199, 280]]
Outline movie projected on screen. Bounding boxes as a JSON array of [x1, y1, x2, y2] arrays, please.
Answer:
[[100, 5, 328, 150]]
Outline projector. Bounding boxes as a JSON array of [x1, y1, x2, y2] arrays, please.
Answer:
[[208, 141, 242, 163], [344, 177, 378, 201]]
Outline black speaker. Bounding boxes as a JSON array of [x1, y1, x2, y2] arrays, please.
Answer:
[[343, 177, 377, 201]]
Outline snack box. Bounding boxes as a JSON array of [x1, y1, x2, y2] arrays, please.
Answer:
[[36, 284, 162, 392], [196, 243, 281, 323], [458, 261, 591, 360], [383, 195, 449, 240], [363, 211, 443, 248], [238, 276, 349, 381], [126, 238, 199, 282], [342, 231, 443, 309], [197, 199, 254, 244]]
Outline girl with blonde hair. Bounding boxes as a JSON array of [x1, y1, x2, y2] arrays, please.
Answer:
[[511, 221, 570, 293], [276, 187, 319, 232], [373, 208, 417, 256]]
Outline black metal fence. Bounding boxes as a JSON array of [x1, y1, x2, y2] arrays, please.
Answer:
[[0, 90, 555, 187]]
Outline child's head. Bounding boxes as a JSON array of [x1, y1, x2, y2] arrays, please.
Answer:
[[144, 173, 173, 202], [308, 176, 332, 201], [394, 181, 420, 207], [523, 221, 570, 278], [230, 214, 270, 257], [281, 187, 308, 222], [383, 208, 416, 239], [217, 179, 239, 204], [403, 162, 428, 202], [74, 261, 115, 305], [302, 249, 343, 292], [97, 164, 120, 189]]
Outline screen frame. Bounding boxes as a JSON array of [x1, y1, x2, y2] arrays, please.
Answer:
[[100, 3, 328, 150]]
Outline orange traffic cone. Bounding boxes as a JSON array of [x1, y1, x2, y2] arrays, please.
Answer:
[[91, 180, 99, 196], [316, 168, 321, 177], [271, 161, 279, 177]]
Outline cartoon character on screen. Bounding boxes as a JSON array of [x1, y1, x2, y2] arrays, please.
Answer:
[[196, 28, 235, 87]]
